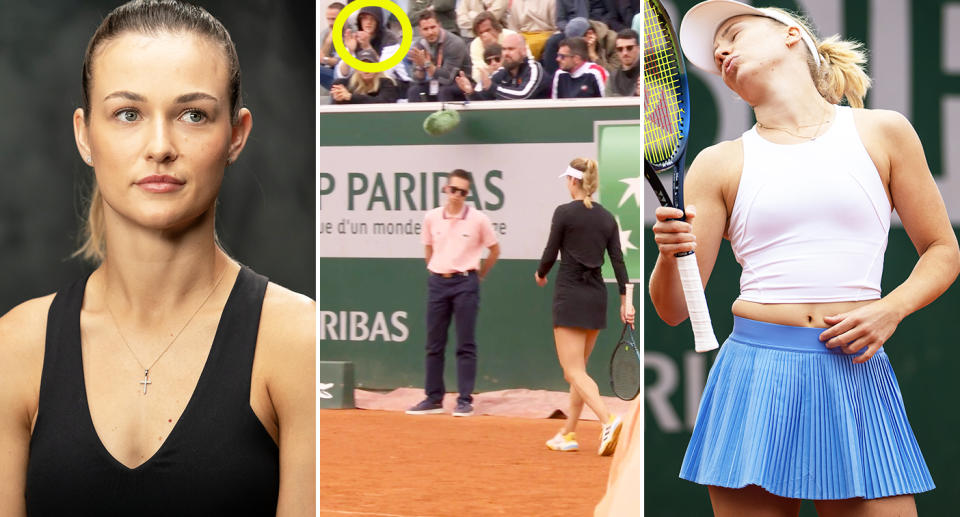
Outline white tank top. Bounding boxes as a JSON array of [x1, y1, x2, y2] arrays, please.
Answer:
[[727, 105, 891, 303]]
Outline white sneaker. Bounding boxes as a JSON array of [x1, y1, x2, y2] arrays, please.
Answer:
[[546, 431, 579, 452], [598, 415, 622, 456]]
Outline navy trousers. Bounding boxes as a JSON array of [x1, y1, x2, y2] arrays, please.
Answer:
[[424, 272, 479, 404]]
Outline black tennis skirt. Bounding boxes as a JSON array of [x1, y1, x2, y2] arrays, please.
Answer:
[[552, 261, 607, 329]]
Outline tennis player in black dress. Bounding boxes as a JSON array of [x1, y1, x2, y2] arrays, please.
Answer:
[[535, 157, 633, 455]]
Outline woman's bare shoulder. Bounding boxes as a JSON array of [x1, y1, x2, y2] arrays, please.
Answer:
[[686, 138, 744, 187], [258, 282, 315, 364], [0, 294, 56, 420], [0, 294, 56, 358], [851, 107, 914, 137], [256, 283, 315, 420], [692, 138, 744, 167]]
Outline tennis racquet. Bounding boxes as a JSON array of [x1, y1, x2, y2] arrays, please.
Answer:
[[610, 284, 641, 400], [643, 0, 719, 353]]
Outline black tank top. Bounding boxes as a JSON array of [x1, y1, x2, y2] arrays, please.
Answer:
[[25, 267, 280, 516]]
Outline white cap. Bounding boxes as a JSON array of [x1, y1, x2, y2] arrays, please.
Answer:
[[678, 0, 820, 75], [559, 166, 584, 179]]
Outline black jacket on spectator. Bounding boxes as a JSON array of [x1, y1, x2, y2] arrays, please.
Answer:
[[359, 6, 400, 56], [605, 0, 639, 31], [606, 64, 639, 97], [551, 62, 607, 98], [411, 29, 469, 86], [331, 77, 400, 104], [468, 59, 550, 100], [556, 0, 635, 32]]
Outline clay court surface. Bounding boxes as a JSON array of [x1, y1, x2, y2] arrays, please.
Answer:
[[319, 409, 614, 517]]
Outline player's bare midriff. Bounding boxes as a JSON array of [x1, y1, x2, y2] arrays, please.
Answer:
[[731, 299, 877, 328]]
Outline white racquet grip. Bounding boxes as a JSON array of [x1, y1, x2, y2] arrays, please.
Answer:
[[676, 253, 720, 352], [625, 283, 635, 313]]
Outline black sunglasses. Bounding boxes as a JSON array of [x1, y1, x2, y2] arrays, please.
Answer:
[[485, 56, 501, 64], [448, 186, 469, 196], [616, 44, 637, 52]]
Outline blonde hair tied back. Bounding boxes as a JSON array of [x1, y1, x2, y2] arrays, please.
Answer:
[[73, 179, 106, 264], [815, 35, 871, 108], [765, 7, 871, 108], [570, 157, 598, 209]]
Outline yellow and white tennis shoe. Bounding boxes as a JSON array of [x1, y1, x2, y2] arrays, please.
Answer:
[[545, 431, 579, 452], [598, 415, 623, 456]]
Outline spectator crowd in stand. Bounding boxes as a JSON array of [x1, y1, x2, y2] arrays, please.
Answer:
[[324, 0, 641, 104]]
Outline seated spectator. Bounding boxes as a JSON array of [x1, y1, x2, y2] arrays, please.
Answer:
[[358, 5, 399, 56], [407, 11, 470, 102], [507, 0, 555, 60], [469, 11, 533, 84], [477, 43, 503, 90], [457, 0, 508, 39], [455, 33, 550, 100], [319, 2, 345, 91], [606, 29, 640, 97], [552, 37, 607, 98], [541, 13, 590, 78], [544, 0, 632, 74], [331, 49, 400, 104], [337, 6, 410, 94], [409, 0, 459, 36], [564, 17, 621, 74]]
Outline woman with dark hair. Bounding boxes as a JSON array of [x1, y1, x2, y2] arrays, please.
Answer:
[[336, 5, 410, 94], [535, 158, 633, 456], [651, 0, 960, 514], [0, 1, 315, 515]]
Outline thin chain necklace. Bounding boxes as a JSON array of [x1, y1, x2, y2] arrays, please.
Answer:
[[104, 264, 229, 395], [756, 106, 832, 141]]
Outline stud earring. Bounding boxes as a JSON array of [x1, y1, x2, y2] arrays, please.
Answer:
[[86, 156, 92, 164]]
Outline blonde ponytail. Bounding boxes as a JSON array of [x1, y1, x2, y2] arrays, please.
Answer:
[[72, 180, 106, 264], [764, 8, 871, 108], [570, 157, 598, 209], [815, 35, 871, 108]]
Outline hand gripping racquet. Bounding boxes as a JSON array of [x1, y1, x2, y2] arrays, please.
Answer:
[[644, 0, 719, 352]]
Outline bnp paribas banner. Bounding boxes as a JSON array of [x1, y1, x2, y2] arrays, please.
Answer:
[[319, 99, 641, 392]]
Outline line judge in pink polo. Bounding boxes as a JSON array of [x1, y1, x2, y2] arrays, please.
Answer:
[[406, 169, 500, 417]]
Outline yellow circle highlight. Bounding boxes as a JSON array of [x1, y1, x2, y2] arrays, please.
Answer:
[[331, 0, 414, 74]]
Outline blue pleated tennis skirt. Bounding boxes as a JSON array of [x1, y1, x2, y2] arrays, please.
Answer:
[[679, 316, 934, 500]]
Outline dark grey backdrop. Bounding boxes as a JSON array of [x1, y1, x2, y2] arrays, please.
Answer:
[[0, 0, 316, 313]]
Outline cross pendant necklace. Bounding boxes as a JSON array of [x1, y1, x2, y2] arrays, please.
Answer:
[[105, 265, 228, 395], [140, 370, 153, 395]]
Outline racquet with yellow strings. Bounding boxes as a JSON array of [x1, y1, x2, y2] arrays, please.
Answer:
[[644, 0, 719, 352]]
